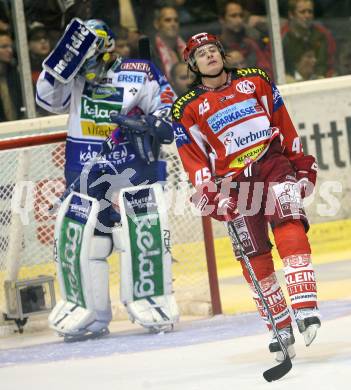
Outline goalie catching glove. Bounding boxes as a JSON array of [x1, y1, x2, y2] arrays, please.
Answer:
[[291, 155, 318, 198], [106, 113, 174, 163]]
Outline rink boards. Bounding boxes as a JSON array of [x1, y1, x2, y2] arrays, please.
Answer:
[[1, 218, 349, 315]]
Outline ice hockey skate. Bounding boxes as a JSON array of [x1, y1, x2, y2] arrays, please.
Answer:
[[294, 307, 321, 346], [269, 325, 296, 362], [62, 327, 110, 343]]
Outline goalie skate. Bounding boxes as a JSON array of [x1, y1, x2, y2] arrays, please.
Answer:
[[294, 307, 321, 346], [269, 325, 296, 362], [62, 327, 110, 343], [126, 295, 178, 333]]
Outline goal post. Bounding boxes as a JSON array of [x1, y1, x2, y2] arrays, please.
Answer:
[[0, 115, 222, 330]]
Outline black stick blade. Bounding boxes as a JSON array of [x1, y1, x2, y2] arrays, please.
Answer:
[[263, 357, 292, 382], [138, 36, 151, 60]]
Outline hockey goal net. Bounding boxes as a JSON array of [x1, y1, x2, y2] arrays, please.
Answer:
[[0, 115, 221, 330]]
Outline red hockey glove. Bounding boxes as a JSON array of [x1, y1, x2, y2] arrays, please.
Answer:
[[190, 180, 238, 222], [291, 155, 318, 198]]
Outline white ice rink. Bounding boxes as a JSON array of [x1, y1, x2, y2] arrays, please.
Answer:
[[0, 299, 350, 390]]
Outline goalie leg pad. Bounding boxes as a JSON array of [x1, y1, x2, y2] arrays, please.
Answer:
[[49, 192, 113, 338], [115, 183, 179, 331], [126, 295, 179, 332]]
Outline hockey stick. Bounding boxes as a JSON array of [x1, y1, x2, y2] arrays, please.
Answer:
[[227, 221, 292, 382]]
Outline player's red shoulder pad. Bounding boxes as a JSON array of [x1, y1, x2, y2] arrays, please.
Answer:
[[233, 67, 271, 83], [172, 88, 205, 121]]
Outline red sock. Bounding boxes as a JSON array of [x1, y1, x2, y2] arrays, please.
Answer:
[[240, 253, 291, 329], [273, 221, 317, 310]]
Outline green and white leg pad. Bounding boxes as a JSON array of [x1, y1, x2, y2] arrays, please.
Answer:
[[114, 183, 179, 332], [49, 192, 112, 339]]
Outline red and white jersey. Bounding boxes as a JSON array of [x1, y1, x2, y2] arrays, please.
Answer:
[[172, 67, 303, 186]]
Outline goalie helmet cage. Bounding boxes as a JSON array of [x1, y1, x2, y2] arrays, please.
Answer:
[[0, 116, 221, 330]]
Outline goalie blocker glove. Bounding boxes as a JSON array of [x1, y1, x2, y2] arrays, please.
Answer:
[[109, 113, 174, 163]]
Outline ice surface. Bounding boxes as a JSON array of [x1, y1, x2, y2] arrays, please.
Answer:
[[0, 299, 350, 390]]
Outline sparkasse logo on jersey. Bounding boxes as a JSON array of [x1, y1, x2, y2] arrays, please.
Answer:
[[207, 98, 262, 133]]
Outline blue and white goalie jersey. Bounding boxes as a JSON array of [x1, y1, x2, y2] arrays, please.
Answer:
[[36, 58, 175, 172]]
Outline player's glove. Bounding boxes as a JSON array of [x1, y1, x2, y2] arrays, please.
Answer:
[[291, 155, 318, 198], [100, 127, 124, 155], [43, 18, 100, 84], [190, 179, 238, 222], [109, 113, 174, 163]]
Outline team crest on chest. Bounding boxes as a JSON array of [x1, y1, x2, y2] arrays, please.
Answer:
[[236, 80, 256, 94]]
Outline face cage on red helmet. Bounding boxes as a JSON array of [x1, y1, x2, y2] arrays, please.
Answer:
[[183, 32, 225, 69]]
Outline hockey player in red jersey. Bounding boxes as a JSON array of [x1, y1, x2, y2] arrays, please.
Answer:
[[172, 32, 321, 361]]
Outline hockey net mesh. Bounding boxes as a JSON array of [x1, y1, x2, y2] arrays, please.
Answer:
[[0, 131, 213, 326]]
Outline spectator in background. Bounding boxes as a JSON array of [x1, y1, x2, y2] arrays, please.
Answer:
[[28, 22, 51, 117], [285, 44, 321, 83], [113, 26, 132, 59], [169, 0, 218, 27], [91, 0, 147, 35], [0, 1, 11, 33], [239, 0, 271, 54], [24, 0, 92, 47], [0, 30, 23, 121], [218, 0, 272, 76], [28, 22, 51, 85], [90, 1, 155, 57], [169, 61, 195, 96], [153, 6, 186, 81], [337, 42, 351, 76], [116, 0, 141, 58], [226, 48, 247, 69], [282, 0, 336, 78], [0, 17, 9, 33]]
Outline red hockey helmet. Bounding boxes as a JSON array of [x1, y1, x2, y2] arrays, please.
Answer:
[[183, 32, 225, 68]]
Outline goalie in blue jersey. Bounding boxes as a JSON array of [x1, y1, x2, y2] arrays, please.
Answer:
[[36, 18, 179, 341]]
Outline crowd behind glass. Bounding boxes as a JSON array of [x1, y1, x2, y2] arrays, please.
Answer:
[[0, 0, 350, 122]]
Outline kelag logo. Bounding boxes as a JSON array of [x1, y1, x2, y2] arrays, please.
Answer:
[[60, 219, 86, 307], [207, 98, 261, 133], [130, 214, 164, 299]]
